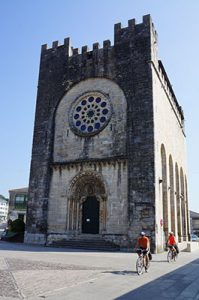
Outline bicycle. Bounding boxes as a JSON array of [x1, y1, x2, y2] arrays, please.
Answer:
[[167, 245, 178, 262], [136, 248, 150, 275]]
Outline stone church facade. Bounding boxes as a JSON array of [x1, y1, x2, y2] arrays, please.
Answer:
[[25, 15, 190, 252]]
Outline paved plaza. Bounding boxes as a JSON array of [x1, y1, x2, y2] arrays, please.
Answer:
[[0, 241, 199, 299]]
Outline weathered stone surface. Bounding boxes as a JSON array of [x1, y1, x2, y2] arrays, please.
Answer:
[[25, 15, 189, 252]]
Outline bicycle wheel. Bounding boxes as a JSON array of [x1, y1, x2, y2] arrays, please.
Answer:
[[167, 250, 172, 262], [142, 255, 149, 272], [145, 258, 150, 272], [136, 256, 143, 275], [174, 252, 178, 261]]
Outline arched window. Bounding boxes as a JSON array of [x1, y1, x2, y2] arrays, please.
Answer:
[[169, 155, 175, 233], [161, 144, 168, 237], [180, 168, 186, 240], [175, 163, 181, 241], [185, 176, 190, 238]]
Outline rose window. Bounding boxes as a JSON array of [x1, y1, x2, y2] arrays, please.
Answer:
[[69, 92, 112, 136]]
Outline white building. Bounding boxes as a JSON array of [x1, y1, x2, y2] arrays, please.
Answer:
[[8, 188, 28, 222], [0, 196, 8, 222]]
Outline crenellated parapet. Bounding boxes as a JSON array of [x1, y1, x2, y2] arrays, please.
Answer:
[[158, 60, 184, 125], [40, 14, 157, 56], [114, 14, 157, 43], [41, 37, 72, 55], [38, 14, 183, 125], [41, 36, 113, 57], [38, 13, 183, 128], [38, 14, 160, 96]]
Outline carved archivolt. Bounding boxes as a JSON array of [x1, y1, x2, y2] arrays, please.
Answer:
[[66, 171, 107, 233], [68, 170, 106, 197]]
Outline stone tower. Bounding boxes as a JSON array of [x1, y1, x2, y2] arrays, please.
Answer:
[[25, 15, 190, 252]]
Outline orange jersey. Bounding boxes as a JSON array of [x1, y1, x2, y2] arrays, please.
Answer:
[[138, 236, 149, 248], [168, 235, 176, 245]]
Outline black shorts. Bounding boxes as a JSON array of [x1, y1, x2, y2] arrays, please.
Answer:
[[136, 248, 148, 255]]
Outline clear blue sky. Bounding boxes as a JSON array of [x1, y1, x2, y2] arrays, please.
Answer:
[[0, 1, 198, 211]]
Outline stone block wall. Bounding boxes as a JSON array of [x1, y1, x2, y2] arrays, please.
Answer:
[[25, 15, 157, 246], [152, 60, 189, 251], [53, 78, 127, 162], [47, 160, 128, 235], [25, 14, 188, 252]]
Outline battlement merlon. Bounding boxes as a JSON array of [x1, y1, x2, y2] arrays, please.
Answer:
[[41, 37, 112, 57], [114, 14, 157, 44], [40, 14, 157, 56], [41, 37, 73, 56]]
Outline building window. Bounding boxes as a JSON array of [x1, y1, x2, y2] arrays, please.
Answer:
[[69, 92, 112, 137], [15, 194, 27, 209]]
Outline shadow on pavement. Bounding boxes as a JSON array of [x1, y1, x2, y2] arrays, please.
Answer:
[[103, 270, 137, 276], [150, 260, 168, 263], [115, 258, 199, 300]]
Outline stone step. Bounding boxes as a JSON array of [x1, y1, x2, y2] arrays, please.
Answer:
[[53, 239, 113, 244], [50, 241, 118, 247], [48, 238, 120, 251], [68, 235, 102, 240]]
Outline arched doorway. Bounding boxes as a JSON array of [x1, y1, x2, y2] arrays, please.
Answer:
[[82, 196, 99, 234], [67, 171, 107, 235]]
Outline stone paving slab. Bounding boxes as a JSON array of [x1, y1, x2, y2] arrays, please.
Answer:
[[14, 269, 102, 298], [1, 241, 199, 299], [0, 269, 22, 299], [0, 255, 106, 299], [0, 258, 8, 270]]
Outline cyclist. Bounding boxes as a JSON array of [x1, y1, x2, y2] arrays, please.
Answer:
[[136, 231, 150, 271], [167, 232, 179, 254]]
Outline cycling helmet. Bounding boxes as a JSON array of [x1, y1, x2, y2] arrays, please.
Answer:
[[140, 231, 145, 236]]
